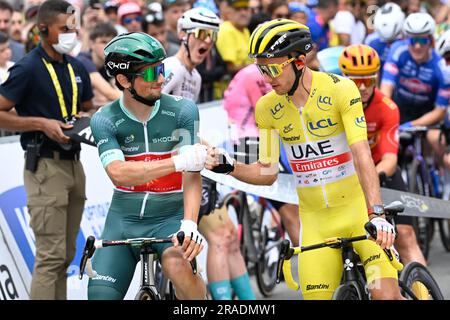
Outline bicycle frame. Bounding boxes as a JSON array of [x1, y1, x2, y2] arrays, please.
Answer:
[[139, 244, 164, 298]]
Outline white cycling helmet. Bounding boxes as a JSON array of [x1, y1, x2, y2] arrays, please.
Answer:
[[403, 12, 436, 37], [177, 7, 221, 34], [436, 29, 450, 56], [373, 2, 405, 42]]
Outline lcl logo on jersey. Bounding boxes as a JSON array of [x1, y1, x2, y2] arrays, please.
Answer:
[[307, 118, 339, 137], [271, 103, 285, 119], [316, 96, 332, 111], [308, 118, 337, 130], [355, 116, 367, 128]]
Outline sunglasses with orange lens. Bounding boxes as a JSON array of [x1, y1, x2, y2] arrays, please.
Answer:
[[348, 75, 377, 88]]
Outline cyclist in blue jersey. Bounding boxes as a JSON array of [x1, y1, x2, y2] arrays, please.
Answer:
[[306, 0, 338, 51], [380, 12, 450, 128], [364, 2, 405, 76], [432, 29, 450, 174]]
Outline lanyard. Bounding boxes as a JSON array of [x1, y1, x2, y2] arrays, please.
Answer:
[[42, 58, 78, 122]]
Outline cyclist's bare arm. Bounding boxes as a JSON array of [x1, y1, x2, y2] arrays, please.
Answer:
[[351, 140, 395, 248], [350, 140, 383, 209], [380, 82, 394, 98], [206, 146, 278, 184], [181, 172, 203, 258], [375, 153, 397, 177], [230, 161, 278, 185], [182, 172, 202, 224], [410, 107, 446, 127], [105, 158, 176, 187]]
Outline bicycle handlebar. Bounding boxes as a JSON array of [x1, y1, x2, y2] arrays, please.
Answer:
[[275, 201, 405, 288], [79, 232, 187, 280], [399, 124, 442, 133]]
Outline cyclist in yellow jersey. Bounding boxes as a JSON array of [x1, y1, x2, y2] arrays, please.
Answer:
[[206, 19, 403, 300]]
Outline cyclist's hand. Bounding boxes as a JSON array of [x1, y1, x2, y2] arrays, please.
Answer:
[[172, 144, 207, 172], [205, 147, 235, 174], [173, 219, 204, 261], [368, 217, 396, 249], [42, 119, 72, 144]]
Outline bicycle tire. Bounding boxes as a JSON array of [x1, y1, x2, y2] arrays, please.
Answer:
[[135, 288, 159, 300], [409, 159, 431, 259], [399, 262, 444, 300], [255, 218, 280, 297], [438, 218, 450, 252], [332, 283, 363, 300]]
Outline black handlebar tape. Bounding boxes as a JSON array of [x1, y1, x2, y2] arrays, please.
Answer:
[[364, 222, 378, 240], [176, 231, 185, 245]]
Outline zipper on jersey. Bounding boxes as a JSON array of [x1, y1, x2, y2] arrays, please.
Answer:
[[143, 122, 149, 153], [298, 107, 329, 208], [140, 192, 150, 219], [140, 122, 150, 219]]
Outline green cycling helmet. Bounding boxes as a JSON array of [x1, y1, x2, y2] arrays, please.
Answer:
[[104, 32, 166, 77]]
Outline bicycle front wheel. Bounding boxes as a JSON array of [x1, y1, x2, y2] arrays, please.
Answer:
[[332, 283, 363, 300], [409, 159, 431, 259], [438, 218, 450, 252], [135, 288, 160, 300], [255, 223, 281, 297], [400, 262, 444, 300]]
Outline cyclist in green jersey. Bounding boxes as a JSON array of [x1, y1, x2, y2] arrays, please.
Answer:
[[88, 32, 207, 299]]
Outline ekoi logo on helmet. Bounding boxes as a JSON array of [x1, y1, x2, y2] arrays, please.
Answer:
[[107, 61, 131, 70]]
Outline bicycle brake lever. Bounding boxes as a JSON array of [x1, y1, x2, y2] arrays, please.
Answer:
[[79, 235, 96, 280], [176, 231, 185, 245], [276, 240, 291, 283], [176, 231, 197, 274]]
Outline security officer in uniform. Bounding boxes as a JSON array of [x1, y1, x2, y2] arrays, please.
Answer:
[[0, 0, 94, 300]]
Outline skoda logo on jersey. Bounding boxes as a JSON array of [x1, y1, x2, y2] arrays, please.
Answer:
[[355, 116, 367, 128], [316, 96, 332, 111], [271, 103, 285, 119], [124, 134, 135, 144], [162, 110, 176, 117], [307, 118, 338, 137]]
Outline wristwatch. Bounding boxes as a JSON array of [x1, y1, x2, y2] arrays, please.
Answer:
[[368, 205, 385, 216]]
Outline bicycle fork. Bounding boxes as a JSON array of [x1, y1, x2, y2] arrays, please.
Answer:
[[140, 245, 161, 299], [341, 245, 368, 299]]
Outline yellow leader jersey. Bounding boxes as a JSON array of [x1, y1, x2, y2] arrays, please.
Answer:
[[256, 71, 368, 211]]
